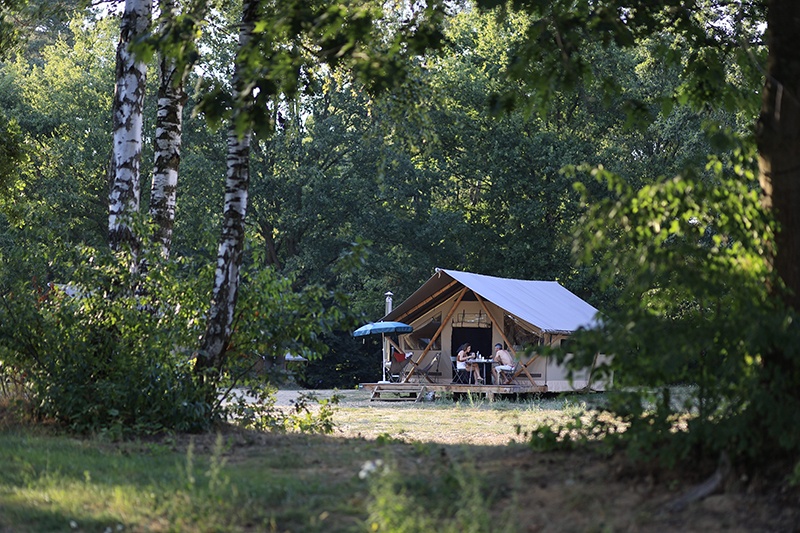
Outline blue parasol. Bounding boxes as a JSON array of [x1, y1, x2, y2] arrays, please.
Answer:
[[354, 321, 413, 382], [353, 321, 413, 336]]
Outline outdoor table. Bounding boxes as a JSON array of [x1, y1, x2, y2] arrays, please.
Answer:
[[466, 358, 494, 385]]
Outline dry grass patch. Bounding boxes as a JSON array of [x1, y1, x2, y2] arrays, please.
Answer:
[[294, 388, 591, 446]]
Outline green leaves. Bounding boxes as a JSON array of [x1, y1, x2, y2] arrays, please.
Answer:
[[0, 108, 26, 220], [188, 0, 448, 139], [0, 242, 216, 434], [560, 147, 800, 459], [475, 0, 764, 129]]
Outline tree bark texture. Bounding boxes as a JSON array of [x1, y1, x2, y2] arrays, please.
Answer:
[[149, 0, 188, 259], [757, 0, 800, 312], [757, 0, 800, 386], [109, 0, 151, 254], [197, 0, 258, 376]]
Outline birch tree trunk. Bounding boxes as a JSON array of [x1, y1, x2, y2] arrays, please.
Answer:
[[108, 0, 151, 255], [196, 0, 258, 377], [149, 0, 189, 258]]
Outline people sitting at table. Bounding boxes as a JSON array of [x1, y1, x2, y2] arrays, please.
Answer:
[[457, 343, 483, 384], [492, 343, 514, 384]]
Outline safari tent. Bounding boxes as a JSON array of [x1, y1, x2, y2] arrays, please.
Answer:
[[381, 268, 611, 392]]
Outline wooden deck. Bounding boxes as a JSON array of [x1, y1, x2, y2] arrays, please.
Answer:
[[362, 381, 548, 401]]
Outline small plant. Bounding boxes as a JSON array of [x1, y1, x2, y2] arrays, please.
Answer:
[[226, 382, 342, 434], [375, 432, 405, 445], [363, 454, 517, 533]]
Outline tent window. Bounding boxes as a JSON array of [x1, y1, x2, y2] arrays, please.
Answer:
[[451, 309, 491, 328], [504, 314, 541, 347], [407, 315, 443, 350]]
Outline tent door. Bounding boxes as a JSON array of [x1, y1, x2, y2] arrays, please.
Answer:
[[451, 327, 492, 360]]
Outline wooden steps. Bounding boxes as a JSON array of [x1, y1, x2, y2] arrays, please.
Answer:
[[370, 383, 428, 402]]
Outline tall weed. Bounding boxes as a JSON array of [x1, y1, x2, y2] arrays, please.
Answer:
[[363, 453, 517, 533]]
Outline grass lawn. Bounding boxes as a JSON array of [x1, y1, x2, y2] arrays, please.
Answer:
[[1, 389, 798, 533]]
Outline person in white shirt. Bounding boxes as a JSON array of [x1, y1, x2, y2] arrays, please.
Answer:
[[457, 343, 483, 383]]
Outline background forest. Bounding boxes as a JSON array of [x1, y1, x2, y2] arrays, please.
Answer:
[[0, 2, 741, 382]]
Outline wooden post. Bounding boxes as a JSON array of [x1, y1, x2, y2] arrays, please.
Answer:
[[403, 287, 468, 383], [475, 293, 542, 386]]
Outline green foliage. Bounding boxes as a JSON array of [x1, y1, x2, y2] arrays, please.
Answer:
[[216, 244, 362, 381], [189, 0, 448, 138], [550, 150, 800, 460], [363, 456, 517, 533], [0, 0, 78, 61], [225, 382, 341, 434], [477, 0, 765, 122], [0, 244, 215, 435], [457, 0, 800, 464], [0, 107, 26, 219], [0, 0, 27, 58], [0, 15, 128, 247], [0, 230, 360, 435]]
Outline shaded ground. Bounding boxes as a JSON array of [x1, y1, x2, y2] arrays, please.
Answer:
[[284, 388, 800, 532], [2, 389, 798, 532], [204, 416, 799, 533]]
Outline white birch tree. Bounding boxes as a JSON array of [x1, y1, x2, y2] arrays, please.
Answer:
[[195, 0, 257, 377], [149, 0, 196, 258], [108, 0, 151, 256]]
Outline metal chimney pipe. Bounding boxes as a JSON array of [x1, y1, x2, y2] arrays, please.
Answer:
[[385, 291, 393, 315]]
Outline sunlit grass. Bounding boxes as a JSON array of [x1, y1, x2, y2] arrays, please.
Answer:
[[0, 428, 376, 533], [0, 388, 676, 532]]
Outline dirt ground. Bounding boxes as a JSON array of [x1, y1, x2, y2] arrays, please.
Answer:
[[270, 388, 800, 533]]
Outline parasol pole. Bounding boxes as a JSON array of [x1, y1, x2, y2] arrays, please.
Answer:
[[383, 291, 393, 382], [382, 332, 387, 382]]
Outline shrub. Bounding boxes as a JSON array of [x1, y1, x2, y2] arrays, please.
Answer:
[[546, 158, 800, 462], [0, 245, 216, 434]]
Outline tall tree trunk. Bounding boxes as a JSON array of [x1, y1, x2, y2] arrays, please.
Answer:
[[758, 0, 800, 311], [108, 0, 151, 255], [150, 0, 189, 258], [756, 0, 800, 379], [196, 0, 258, 378]]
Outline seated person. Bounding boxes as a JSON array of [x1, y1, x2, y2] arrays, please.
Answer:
[[457, 343, 483, 383], [492, 343, 514, 384]]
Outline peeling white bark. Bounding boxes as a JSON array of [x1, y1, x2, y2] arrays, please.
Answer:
[[109, 0, 152, 254], [197, 0, 258, 375], [150, 0, 188, 259]]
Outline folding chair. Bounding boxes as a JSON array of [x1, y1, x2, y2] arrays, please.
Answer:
[[387, 350, 412, 382], [451, 356, 470, 384], [496, 362, 520, 385], [406, 353, 440, 383]]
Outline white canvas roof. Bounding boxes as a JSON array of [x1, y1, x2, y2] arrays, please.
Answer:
[[384, 269, 600, 335]]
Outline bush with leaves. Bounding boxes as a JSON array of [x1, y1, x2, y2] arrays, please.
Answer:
[[225, 380, 341, 434], [206, 247, 363, 388], [534, 150, 800, 463], [0, 239, 363, 435], [0, 244, 215, 435]]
